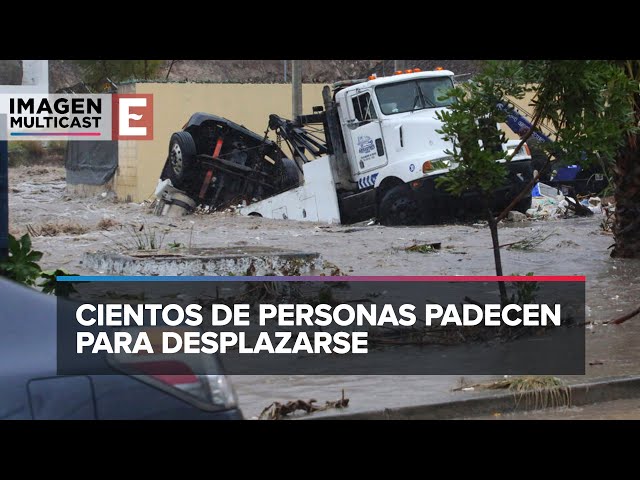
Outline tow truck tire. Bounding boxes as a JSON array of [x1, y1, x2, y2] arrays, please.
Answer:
[[514, 194, 532, 214], [280, 157, 301, 189], [379, 184, 421, 226], [166, 131, 197, 189]]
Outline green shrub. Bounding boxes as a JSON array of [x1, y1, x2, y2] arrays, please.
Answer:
[[8, 141, 46, 166], [46, 141, 67, 156], [0, 233, 77, 296], [0, 234, 43, 285]]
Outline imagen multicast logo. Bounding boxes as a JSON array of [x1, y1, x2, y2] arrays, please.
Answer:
[[0, 93, 153, 141]]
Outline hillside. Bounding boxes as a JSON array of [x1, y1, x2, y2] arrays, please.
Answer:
[[47, 60, 481, 91]]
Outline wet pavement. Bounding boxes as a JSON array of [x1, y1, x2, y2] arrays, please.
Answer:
[[8, 166, 640, 419]]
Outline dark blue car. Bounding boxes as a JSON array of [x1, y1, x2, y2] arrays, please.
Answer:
[[0, 277, 243, 420]]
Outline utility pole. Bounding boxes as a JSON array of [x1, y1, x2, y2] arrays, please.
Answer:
[[394, 60, 406, 72], [291, 60, 302, 119], [283, 60, 288, 83]]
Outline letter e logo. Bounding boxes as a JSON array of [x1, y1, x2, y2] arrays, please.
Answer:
[[112, 94, 153, 140]]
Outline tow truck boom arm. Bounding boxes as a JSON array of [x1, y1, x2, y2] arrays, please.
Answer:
[[268, 113, 329, 165]]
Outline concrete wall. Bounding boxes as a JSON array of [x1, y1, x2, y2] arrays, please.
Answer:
[[114, 82, 327, 203]]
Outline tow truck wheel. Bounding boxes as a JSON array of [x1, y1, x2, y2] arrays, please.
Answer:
[[167, 131, 197, 188], [379, 184, 421, 226], [514, 194, 532, 214]]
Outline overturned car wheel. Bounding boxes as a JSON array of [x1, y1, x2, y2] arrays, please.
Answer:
[[165, 131, 197, 189], [379, 184, 421, 226]]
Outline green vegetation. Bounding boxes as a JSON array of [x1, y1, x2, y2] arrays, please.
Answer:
[[0, 234, 43, 285], [509, 272, 539, 305], [456, 375, 571, 410], [39, 269, 78, 297], [404, 242, 441, 254], [436, 60, 637, 299], [0, 233, 77, 296], [126, 224, 167, 251], [102, 224, 168, 251], [74, 60, 164, 87], [8, 141, 66, 167], [480, 376, 571, 410], [506, 231, 557, 251]]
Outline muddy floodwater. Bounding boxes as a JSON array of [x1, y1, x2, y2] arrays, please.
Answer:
[[8, 166, 640, 418]]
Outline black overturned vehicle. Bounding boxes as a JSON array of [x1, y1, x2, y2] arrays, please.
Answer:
[[160, 113, 301, 211]]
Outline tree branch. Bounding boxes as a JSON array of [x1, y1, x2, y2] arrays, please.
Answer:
[[165, 60, 177, 81], [604, 306, 640, 325], [494, 157, 552, 223]]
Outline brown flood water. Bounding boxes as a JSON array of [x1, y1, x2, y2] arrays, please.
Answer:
[[8, 166, 640, 418]]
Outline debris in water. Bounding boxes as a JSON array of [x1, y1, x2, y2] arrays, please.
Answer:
[[604, 305, 640, 325], [259, 390, 349, 420], [600, 206, 615, 233], [527, 182, 609, 220], [453, 376, 570, 409], [97, 218, 119, 231], [498, 230, 558, 251], [454, 375, 565, 392], [321, 261, 345, 276], [404, 242, 442, 253], [507, 210, 527, 222], [26, 222, 90, 237]]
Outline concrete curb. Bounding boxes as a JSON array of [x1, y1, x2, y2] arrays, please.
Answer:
[[305, 375, 640, 420]]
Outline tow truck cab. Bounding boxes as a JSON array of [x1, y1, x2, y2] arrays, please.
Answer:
[[334, 70, 457, 191], [330, 70, 533, 224]]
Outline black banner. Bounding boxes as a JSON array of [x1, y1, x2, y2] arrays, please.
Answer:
[[57, 278, 585, 375]]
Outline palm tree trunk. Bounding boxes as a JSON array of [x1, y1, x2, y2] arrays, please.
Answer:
[[611, 89, 640, 258], [611, 142, 640, 257]]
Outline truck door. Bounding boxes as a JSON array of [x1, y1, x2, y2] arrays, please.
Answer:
[[343, 90, 387, 177]]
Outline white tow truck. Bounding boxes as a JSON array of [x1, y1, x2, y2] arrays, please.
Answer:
[[239, 68, 533, 225], [158, 68, 533, 225]]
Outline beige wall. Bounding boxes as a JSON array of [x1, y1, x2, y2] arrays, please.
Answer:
[[114, 82, 327, 202], [113, 83, 544, 202]]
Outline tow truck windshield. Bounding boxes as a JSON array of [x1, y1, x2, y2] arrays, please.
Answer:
[[376, 77, 455, 115]]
